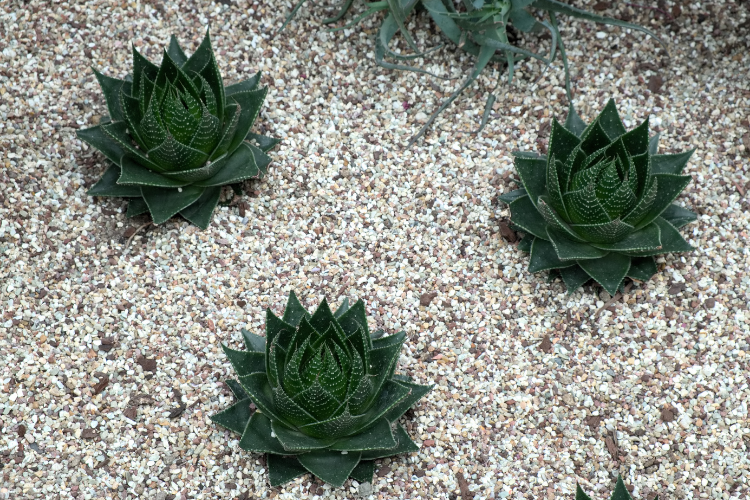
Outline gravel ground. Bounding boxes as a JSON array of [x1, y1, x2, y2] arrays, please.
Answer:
[[1, 0, 750, 499]]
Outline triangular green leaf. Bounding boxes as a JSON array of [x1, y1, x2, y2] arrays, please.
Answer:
[[297, 449, 362, 487], [634, 173, 692, 229], [627, 256, 657, 282], [267, 454, 308, 487], [594, 99, 627, 140], [514, 155, 547, 208], [564, 104, 587, 138], [225, 379, 249, 401], [140, 184, 204, 225], [329, 418, 397, 451], [590, 221, 662, 252], [178, 185, 221, 230], [508, 194, 549, 240], [548, 119, 581, 164], [78, 125, 127, 167], [578, 252, 632, 296], [167, 35, 188, 67], [126, 197, 149, 217], [271, 421, 334, 452], [118, 156, 187, 187], [237, 412, 288, 454], [659, 203, 696, 229], [210, 398, 252, 435], [546, 227, 609, 260], [92, 69, 130, 122], [361, 423, 419, 459], [529, 236, 577, 272], [283, 291, 310, 327], [651, 150, 694, 175], [222, 344, 266, 377], [88, 163, 141, 197], [193, 142, 260, 187], [560, 264, 591, 293], [349, 460, 375, 484], [225, 71, 262, 96]]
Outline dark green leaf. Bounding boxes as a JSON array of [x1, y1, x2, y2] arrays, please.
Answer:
[[382, 379, 432, 422], [247, 132, 281, 153], [92, 69, 129, 122], [659, 203, 696, 229], [329, 418, 397, 451], [209, 104, 240, 161], [226, 72, 262, 96], [579, 121, 612, 155], [308, 297, 336, 335], [100, 120, 162, 172], [635, 173, 692, 229], [620, 117, 650, 156], [238, 412, 289, 454], [564, 104, 587, 137], [271, 421, 335, 452], [282, 291, 310, 327], [222, 344, 266, 377], [648, 133, 660, 155], [139, 99, 169, 150], [560, 264, 590, 293], [578, 252, 632, 296], [498, 188, 527, 205], [241, 328, 266, 353], [517, 235, 534, 253], [167, 35, 188, 67], [193, 143, 260, 187], [361, 424, 419, 459], [575, 483, 593, 500], [199, 54, 226, 122], [157, 152, 229, 183], [627, 256, 657, 282], [118, 156, 187, 187], [88, 163, 141, 197], [140, 184, 204, 225], [147, 134, 209, 172], [333, 298, 351, 319], [225, 87, 268, 153], [593, 99, 627, 140], [529, 237, 576, 272], [548, 119, 581, 164], [210, 398, 252, 435], [238, 372, 296, 429], [570, 219, 635, 244], [126, 197, 149, 217], [563, 184, 611, 225], [77, 125, 127, 167], [349, 460, 375, 484], [590, 221, 662, 252], [626, 216, 693, 256], [188, 106, 221, 154], [611, 475, 636, 500], [508, 195, 549, 240], [651, 150, 695, 175], [182, 28, 214, 76], [546, 227, 608, 260], [131, 46, 159, 101], [225, 379, 249, 401], [178, 186, 221, 230], [537, 197, 586, 242], [297, 449, 362, 487], [267, 454, 308, 487], [514, 156, 547, 208], [623, 176, 658, 225], [337, 299, 370, 339], [509, 8, 537, 32]]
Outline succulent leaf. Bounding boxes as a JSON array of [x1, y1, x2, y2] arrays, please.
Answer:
[[79, 29, 277, 229], [500, 100, 695, 294], [212, 293, 432, 487], [575, 475, 654, 500]]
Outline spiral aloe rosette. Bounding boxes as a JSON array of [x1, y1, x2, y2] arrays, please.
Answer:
[[77, 29, 279, 229], [499, 100, 696, 295], [211, 292, 432, 487]]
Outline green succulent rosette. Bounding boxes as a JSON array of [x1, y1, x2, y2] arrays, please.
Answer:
[[78, 29, 279, 229], [211, 292, 432, 487], [499, 99, 696, 295]]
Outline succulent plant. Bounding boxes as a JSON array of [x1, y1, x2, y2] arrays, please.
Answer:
[[211, 292, 432, 487], [280, 0, 663, 145], [78, 29, 278, 229], [577, 475, 655, 500], [499, 100, 696, 295]]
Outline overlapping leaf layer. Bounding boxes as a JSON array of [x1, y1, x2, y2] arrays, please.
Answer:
[[78, 30, 279, 229], [499, 100, 696, 295], [211, 292, 432, 487]]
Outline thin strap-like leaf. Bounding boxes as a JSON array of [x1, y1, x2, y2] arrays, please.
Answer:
[[407, 43, 495, 147], [277, 0, 309, 35], [323, 0, 356, 24]]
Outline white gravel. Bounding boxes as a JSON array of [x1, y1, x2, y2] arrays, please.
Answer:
[[1, 0, 749, 499]]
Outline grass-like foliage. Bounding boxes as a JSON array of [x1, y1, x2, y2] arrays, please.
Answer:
[[79, 29, 279, 229], [499, 100, 696, 296], [280, 0, 664, 145], [211, 292, 432, 487]]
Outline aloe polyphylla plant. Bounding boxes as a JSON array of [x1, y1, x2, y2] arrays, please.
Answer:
[[577, 475, 655, 500], [78, 29, 278, 229], [211, 292, 432, 487], [499, 100, 696, 295]]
